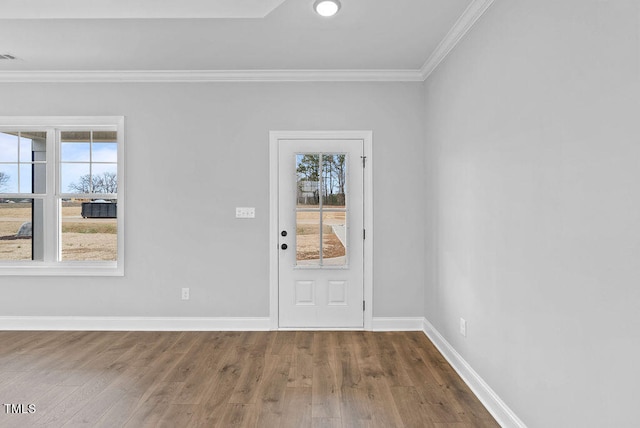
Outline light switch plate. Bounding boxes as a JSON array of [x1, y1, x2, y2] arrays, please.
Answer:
[[236, 207, 256, 218]]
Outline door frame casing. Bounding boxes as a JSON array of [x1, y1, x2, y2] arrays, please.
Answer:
[[269, 131, 373, 330]]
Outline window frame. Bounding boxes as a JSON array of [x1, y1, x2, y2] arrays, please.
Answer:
[[0, 116, 125, 276]]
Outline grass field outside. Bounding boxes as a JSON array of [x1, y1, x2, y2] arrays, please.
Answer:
[[0, 202, 117, 261]]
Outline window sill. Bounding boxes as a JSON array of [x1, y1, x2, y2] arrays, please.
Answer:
[[0, 261, 123, 276]]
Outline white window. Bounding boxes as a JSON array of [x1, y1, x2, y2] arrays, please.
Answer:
[[0, 117, 124, 275]]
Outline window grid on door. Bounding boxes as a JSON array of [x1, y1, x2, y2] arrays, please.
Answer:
[[295, 153, 348, 268]]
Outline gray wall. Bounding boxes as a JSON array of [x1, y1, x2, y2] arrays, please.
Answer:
[[0, 82, 425, 318], [424, 0, 640, 426]]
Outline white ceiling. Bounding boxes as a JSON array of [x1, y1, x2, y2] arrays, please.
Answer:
[[0, 0, 287, 19], [0, 0, 472, 73]]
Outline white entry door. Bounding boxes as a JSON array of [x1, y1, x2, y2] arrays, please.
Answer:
[[278, 138, 365, 328]]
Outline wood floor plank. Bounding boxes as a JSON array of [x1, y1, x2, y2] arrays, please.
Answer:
[[217, 403, 257, 428], [391, 385, 437, 428], [0, 370, 36, 397], [393, 334, 441, 387], [373, 332, 415, 387], [191, 333, 247, 426], [5, 373, 56, 406], [352, 332, 405, 428], [128, 331, 183, 368], [336, 336, 373, 427], [34, 363, 127, 426], [48, 333, 120, 371], [0, 331, 66, 357], [169, 331, 201, 354], [288, 331, 314, 388], [407, 334, 498, 425], [92, 335, 196, 427], [171, 334, 231, 404], [80, 332, 142, 370], [413, 383, 468, 424], [62, 356, 160, 427], [92, 365, 169, 428], [434, 423, 490, 428], [165, 332, 215, 383], [270, 331, 296, 356], [311, 332, 341, 419], [1, 331, 88, 372], [227, 332, 274, 405], [122, 381, 183, 428], [254, 354, 291, 426], [280, 387, 312, 428], [157, 404, 197, 428], [312, 417, 342, 428], [228, 353, 265, 404], [0, 330, 499, 427], [115, 342, 195, 423], [0, 413, 39, 428], [0, 384, 77, 428]]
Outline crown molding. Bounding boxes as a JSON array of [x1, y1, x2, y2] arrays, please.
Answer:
[[420, 0, 496, 80], [0, 69, 424, 83], [0, 1, 495, 84]]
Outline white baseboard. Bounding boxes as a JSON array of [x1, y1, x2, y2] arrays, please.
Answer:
[[0, 316, 272, 331], [372, 317, 425, 331], [422, 318, 527, 428]]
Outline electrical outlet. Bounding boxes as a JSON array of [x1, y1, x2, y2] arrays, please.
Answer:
[[181, 288, 190, 300], [460, 318, 467, 337]]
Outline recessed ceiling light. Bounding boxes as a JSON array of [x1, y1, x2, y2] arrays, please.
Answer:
[[314, 0, 341, 17]]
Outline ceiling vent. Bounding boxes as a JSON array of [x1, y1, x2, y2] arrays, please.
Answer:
[[0, 54, 17, 60]]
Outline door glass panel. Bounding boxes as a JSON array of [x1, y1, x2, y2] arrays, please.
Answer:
[[296, 210, 320, 266], [322, 211, 346, 266], [321, 154, 347, 208], [294, 152, 349, 268], [296, 154, 320, 208]]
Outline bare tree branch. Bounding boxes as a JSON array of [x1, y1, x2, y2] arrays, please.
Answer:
[[0, 171, 9, 191], [68, 172, 117, 194]]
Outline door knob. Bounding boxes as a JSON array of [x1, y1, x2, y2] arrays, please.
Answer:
[[281, 230, 287, 237], [281, 244, 288, 250]]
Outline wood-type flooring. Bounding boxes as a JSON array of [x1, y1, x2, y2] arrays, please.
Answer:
[[0, 330, 499, 427]]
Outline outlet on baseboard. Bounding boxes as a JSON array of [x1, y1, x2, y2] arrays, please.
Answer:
[[460, 317, 467, 337], [181, 288, 190, 300]]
